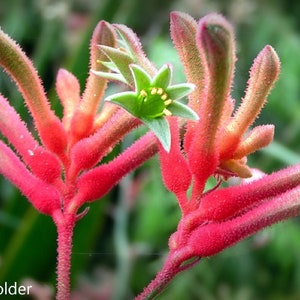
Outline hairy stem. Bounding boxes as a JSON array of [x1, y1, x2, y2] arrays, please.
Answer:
[[135, 248, 195, 299], [135, 257, 177, 300], [54, 212, 76, 300]]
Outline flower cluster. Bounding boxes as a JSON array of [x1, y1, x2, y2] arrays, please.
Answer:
[[1, 10, 300, 300], [160, 12, 281, 213], [0, 21, 161, 299], [136, 12, 300, 299], [94, 28, 198, 151]]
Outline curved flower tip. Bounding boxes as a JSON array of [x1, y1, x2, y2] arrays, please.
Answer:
[[105, 64, 198, 151], [0, 141, 61, 215], [220, 45, 280, 157]]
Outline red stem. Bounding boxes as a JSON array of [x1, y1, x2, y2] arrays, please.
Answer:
[[135, 262, 176, 300], [53, 211, 76, 300], [135, 248, 195, 300]]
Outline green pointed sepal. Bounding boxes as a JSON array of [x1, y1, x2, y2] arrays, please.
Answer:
[[104, 63, 199, 151], [141, 117, 171, 151]]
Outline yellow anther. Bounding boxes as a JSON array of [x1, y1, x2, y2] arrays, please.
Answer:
[[118, 47, 127, 53], [163, 108, 172, 116], [151, 87, 157, 95], [140, 90, 147, 97], [161, 93, 168, 101], [164, 99, 173, 106], [157, 88, 164, 95]]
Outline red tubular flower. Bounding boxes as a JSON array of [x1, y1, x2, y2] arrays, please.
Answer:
[[0, 141, 61, 215], [219, 45, 280, 160], [0, 20, 158, 217], [159, 118, 192, 214], [68, 109, 140, 179], [0, 29, 68, 161], [55, 69, 81, 132], [188, 185, 300, 257], [0, 20, 160, 299], [169, 12, 281, 196], [73, 132, 158, 210], [1, 9, 300, 300], [168, 164, 300, 251], [136, 12, 300, 300], [68, 21, 116, 144], [0, 95, 62, 183]]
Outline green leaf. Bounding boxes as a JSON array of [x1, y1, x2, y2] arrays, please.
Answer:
[[130, 64, 152, 92], [98, 45, 135, 85], [142, 117, 171, 151], [167, 83, 195, 100], [152, 64, 171, 89], [92, 70, 127, 84], [100, 61, 119, 73], [102, 61, 198, 152], [168, 101, 199, 120], [114, 25, 154, 73], [106, 91, 138, 115]]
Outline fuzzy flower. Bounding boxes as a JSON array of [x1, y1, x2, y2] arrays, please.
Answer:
[[105, 63, 198, 150], [93, 27, 198, 151], [135, 12, 300, 300]]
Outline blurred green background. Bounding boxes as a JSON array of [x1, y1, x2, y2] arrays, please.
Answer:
[[1, 0, 300, 299]]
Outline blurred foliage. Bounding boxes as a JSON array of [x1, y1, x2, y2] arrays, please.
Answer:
[[1, 0, 300, 299]]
